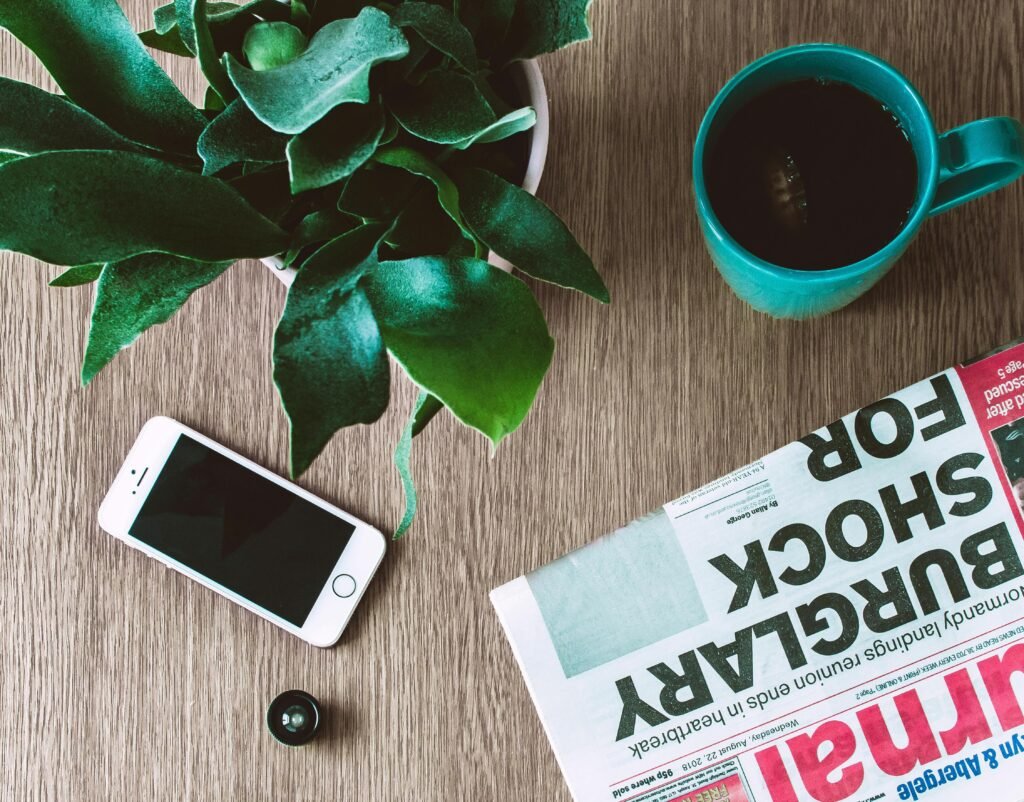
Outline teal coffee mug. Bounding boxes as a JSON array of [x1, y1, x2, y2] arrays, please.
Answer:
[[693, 44, 1024, 318]]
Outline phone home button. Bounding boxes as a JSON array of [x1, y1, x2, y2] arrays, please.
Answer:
[[332, 573, 357, 598]]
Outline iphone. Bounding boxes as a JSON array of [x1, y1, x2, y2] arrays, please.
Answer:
[[98, 417, 385, 647]]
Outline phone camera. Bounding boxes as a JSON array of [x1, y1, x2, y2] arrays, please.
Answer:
[[266, 690, 322, 746]]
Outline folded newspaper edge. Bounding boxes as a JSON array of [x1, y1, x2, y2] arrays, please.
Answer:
[[492, 338, 1024, 802]]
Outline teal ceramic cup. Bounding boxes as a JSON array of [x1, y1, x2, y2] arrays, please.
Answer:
[[693, 44, 1024, 318]]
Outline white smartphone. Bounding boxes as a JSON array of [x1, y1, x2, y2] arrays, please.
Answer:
[[98, 416, 386, 647]]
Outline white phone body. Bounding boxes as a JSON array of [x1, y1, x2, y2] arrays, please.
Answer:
[[98, 416, 386, 647]]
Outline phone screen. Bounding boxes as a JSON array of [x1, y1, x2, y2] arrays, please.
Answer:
[[129, 434, 354, 626]]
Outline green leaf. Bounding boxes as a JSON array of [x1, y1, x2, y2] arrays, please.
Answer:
[[508, 0, 593, 59], [154, 0, 290, 34], [176, 0, 236, 102], [386, 190, 465, 257], [291, 0, 311, 29], [456, 0, 516, 51], [226, 163, 294, 222], [82, 255, 232, 384], [298, 226, 383, 296], [392, 390, 444, 539], [154, 0, 289, 62], [0, 0, 205, 154], [364, 256, 554, 446], [374, 26, 433, 88], [49, 264, 103, 287], [155, 2, 182, 34], [373, 146, 474, 241], [391, 2, 478, 72], [286, 104, 385, 193], [205, 87, 227, 112], [0, 77, 144, 156], [0, 151, 288, 265], [451, 106, 536, 150], [139, 27, 195, 58], [243, 21, 308, 71], [198, 99, 289, 175], [457, 168, 608, 302], [380, 114, 401, 147], [388, 69, 496, 145], [410, 392, 444, 437], [273, 225, 390, 476], [338, 163, 419, 220], [155, 1, 236, 34], [225, 8, 409, 134], [284, 209, 358, 265]]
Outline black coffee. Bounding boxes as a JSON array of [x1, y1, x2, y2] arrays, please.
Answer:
[[704, 79, 917, 270]]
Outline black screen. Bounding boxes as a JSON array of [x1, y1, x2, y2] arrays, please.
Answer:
[[129, 435, 354, 626]]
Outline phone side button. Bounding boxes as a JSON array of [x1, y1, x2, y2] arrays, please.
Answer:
[[331, 574, 357, 598]]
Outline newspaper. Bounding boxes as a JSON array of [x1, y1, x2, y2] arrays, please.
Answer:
[[491, 339, 1024, 802]]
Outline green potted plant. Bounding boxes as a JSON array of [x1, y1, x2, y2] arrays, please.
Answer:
[[0, 0, 607, 536]]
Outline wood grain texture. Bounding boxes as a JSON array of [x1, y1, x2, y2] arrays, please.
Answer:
[[2, 1, 1023, 799]]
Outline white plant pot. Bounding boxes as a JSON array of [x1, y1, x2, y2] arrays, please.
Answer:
[[261, 59, 550, 286]]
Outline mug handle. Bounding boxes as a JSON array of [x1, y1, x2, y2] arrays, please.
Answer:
[[929, 116, 1024, 216]]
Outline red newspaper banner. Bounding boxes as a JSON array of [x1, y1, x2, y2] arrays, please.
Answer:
[[956, 342, 1024, 538], [752, 639, 1024, 801]]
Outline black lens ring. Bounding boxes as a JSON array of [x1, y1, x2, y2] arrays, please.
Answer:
[[267, 690, 321, 746]]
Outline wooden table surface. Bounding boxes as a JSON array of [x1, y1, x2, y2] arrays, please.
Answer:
[[3, 1, 1023, 799]]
